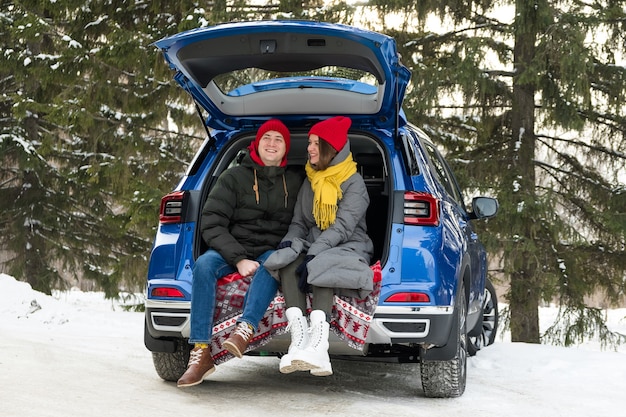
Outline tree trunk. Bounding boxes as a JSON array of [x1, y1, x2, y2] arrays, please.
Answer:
[[508, 0, 541, 343]]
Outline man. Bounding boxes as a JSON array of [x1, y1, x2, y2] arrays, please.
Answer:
[[177, 119, 303, 388]]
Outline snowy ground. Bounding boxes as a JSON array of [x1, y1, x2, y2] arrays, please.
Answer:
[[1, 272, 625, 417]]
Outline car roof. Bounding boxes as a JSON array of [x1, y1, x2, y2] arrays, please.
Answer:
[[154, 20, 411, 131]]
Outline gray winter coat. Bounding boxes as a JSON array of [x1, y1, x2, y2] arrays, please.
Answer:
[[265, 141, 375, 298]]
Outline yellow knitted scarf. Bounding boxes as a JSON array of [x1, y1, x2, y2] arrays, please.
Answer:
[[305, 153, 357, 230]]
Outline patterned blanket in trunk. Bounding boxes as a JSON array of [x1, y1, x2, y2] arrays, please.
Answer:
[[209, 261, 382, 364]]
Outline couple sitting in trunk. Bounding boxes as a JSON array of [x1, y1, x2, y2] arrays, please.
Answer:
[[177, 116, 374, 388]]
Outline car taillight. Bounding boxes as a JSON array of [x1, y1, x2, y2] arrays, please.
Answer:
[[159, 191, 187, 224], [151, 287, 185, 298], [403, 192, 440, 226], [385, 292, 430, 303]]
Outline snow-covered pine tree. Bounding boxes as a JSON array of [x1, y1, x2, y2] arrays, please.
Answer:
[[368, 0, 626, 345], [0, 1, 214, 296]]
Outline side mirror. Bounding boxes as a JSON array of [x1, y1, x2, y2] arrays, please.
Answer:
[[471, 197, 498, 219]]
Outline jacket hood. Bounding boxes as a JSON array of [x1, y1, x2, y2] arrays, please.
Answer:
[[329, 140, 352, 167]]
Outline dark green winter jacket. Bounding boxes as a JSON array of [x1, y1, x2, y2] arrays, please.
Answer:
[[200, 153, 304, 266]]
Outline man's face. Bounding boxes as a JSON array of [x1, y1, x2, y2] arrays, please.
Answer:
[[258, 130, 287, 166]]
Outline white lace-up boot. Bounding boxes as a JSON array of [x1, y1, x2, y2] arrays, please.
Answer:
[[291, 310, 333, 376], [279, 307, 309, 373]]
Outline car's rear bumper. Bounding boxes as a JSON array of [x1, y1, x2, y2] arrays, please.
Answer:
[[368, 305, 454, 346], [145, 299, 454, 353], [145, 299, 191, 340]]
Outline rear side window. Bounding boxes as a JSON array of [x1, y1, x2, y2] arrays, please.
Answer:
[[423, 141, 465, 207], [400, 131, 421, 176]]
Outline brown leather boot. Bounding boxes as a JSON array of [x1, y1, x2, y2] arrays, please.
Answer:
[[223, 322, 254, 358], [177, 345, 215, 388]]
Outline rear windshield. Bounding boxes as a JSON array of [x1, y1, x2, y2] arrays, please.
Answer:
[[213, 66, 378, 95]]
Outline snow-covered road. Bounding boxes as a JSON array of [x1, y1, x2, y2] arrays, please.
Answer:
[[2, 273, 625, 417]]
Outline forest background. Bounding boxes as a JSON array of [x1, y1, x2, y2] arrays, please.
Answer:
[[1, 0, 624, 346]]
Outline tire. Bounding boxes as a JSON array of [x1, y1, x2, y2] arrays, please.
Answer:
[[468, 278, 498, 356], [151, 340, 190, 382], [420, 281, 467, 398]]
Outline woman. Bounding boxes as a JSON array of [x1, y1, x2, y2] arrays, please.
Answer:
[[231, 115, 374, 377]]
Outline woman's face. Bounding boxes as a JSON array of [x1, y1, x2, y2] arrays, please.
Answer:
[[307, 134, 320, 165]]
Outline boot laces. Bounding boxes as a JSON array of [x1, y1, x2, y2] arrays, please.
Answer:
[[233, 323, 254, 341], [287, 317, 307, 344], [188, 348, 204, 366], [307, 323, 324, 347], [285, 317, 303, 332]]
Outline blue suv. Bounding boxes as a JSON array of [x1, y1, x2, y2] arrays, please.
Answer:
[[144, 21, 498, 398]]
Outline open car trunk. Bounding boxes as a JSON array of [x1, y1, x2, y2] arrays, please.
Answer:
[[194, 131, 391, 267]]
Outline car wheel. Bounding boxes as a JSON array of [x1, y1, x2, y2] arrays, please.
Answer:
[[420, 281, 467, 398], [468, 278, 498, 356], [151, 340, 190, 381]]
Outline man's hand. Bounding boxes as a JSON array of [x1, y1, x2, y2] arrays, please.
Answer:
[[236, 259, 260, 277]]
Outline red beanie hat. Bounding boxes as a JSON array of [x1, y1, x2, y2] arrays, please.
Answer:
[[249, 119, 291, 166], [308, 116, 351, 152]]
